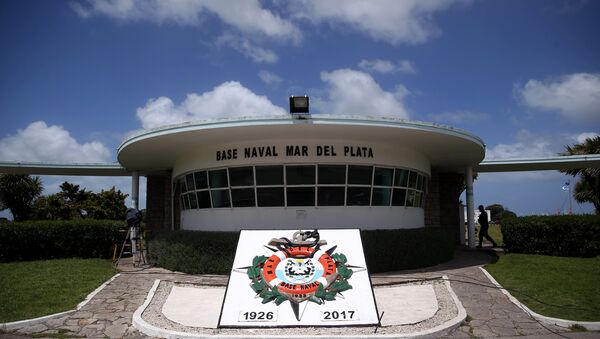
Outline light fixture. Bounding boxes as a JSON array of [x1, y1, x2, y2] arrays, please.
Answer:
[[289, 96, 309, 114]]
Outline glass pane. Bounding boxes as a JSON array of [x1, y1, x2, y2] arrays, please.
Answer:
[[394, 169, 409, 187], [183, 194, 191, 210], [318, 165, 346, 184], [180, 195, 187, 210], [374, 167, 393, 186], [348, 165, 372, 185], [415, 191, 423, 208], [416, 174, 424, 191], [194, 171, 208, 189], [209, 169, 228, 188], [185, 174, 195, 191], [408, 171, 418, 189], [346, 187, 371, 206], [406, 190, 416, 207], [392, 188, 406, 206], [286, 165, 315, 185], [179, 177, 187, 193], [211, 189, 230, 208], [372, 188, 391, 206], [229, 167, 254, 187], [231, 188, 255, 207], [286, 187, 315, 206], [423, 177, 428, 193], [318, 187, 345, 206], [257, 187, 284, 207], [197, 191, 211, 209], [256, 166, 283, 185], [188, 192, 198, 209]]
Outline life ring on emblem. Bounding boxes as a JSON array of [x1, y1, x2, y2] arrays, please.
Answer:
[[261, 246, 337, 295]]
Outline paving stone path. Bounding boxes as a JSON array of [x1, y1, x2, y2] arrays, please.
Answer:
[[3, 249, 598, 338]]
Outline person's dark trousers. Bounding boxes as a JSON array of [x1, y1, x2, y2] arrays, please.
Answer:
[[478, 226, 497, 247]]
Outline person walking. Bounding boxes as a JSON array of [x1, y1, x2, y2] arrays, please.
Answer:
[[477, 205, 497, 248]]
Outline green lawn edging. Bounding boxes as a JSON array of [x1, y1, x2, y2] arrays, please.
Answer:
[[485, 253, 600, 322], [0, 258, 117, 323]]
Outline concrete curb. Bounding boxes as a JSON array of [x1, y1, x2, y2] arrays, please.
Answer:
[[0, 273, 120, 331], [132, 276, 467, 338], [479, 267, 600, 331], [406, 275, 467, 338]]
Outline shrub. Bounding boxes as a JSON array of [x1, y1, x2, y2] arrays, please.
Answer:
[[146, 230, 239, 274], [0, 220, 125, 262], [501, 215, 600, 257], [361, 227, 455, 273], [146, 227, 455, 274]]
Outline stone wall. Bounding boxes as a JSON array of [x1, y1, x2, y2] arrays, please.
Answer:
[[145, 173, 172, 232]]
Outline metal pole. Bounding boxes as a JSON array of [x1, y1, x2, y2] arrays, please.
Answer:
[[130, 171, 140, 265], [131, 171, 140, 210], [465, 166, 476, 249]]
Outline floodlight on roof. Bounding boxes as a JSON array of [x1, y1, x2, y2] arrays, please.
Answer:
[[289, 96, 309, 114]]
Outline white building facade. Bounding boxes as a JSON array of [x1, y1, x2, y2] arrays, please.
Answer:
[[117, 116, 486, 232]]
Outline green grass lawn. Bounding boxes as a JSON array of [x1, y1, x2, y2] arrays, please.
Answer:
[[485, 253, 600, 321], [0, 258, 117, 323]]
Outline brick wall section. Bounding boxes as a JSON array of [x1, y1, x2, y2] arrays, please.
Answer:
[[145, 173, 172, 232], [424, 171, 441, 227], [425, 170, 464, 244]]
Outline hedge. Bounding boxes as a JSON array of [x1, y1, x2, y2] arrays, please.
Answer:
[[361, 227, 455, 273], [501, 215, 600, 257], [0, 220, 126, 262], [146, 230, 239, 274], [146, 227, 455, 274]]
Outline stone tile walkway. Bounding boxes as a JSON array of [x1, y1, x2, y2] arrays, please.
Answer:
[[3, 248, 598, 338]]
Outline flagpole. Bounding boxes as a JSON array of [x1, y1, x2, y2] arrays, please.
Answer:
[[568, 180, 572, 215]]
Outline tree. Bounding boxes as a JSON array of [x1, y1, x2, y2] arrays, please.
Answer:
[[0, 174, 43, 221], [31, 182, 129, 221], [561, 136, 600, 214], [84, 187, 128, 220], [485, 204, 517, 223]]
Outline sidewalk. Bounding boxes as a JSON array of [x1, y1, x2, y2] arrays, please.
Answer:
[[3, 248, 598, 338]]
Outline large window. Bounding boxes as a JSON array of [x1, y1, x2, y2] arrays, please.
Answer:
[[176, 164, 428, 210]]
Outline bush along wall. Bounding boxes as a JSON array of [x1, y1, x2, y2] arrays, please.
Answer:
[[0, 220, 125, 262], [146, 230, 239, 274], [501, 215, 600, 257], [361, 227, 455, 273], [146, 227, 455, 275]]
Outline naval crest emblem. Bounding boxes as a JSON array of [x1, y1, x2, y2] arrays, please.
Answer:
[[241, 230, 355, 320]]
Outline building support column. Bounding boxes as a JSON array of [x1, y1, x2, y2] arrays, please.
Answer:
[[465, 166, 476, 248], [131, 171, 139, 210]]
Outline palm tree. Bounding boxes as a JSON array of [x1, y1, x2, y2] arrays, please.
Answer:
[[561, 136, 600, 214], [0, 174, 43, 221]]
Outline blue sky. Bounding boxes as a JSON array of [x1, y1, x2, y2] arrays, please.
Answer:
[[1, 0, 599, 216]]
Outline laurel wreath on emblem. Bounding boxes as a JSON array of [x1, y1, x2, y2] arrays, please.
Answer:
[[246, 231, 354, 306]]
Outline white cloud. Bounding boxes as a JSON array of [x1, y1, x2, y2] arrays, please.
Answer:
[[293, 0, 466, 45], [485, 130, 557, 160], [0, 121, 112, 163], [428, 111, 489, 124], [258, 70, 283, 86], [217, 33, 278, 63], [73, 0, 301, 41], [485, 130, 600, 161], [574, 132, 599, 144], [517, 72, 600, 123], [358, 59, 416, 74], [136, 81, 287, 129], [314, 69, 410, 118]]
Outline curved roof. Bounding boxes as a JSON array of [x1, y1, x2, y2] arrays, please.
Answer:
[[117, 115, 486, 173]]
